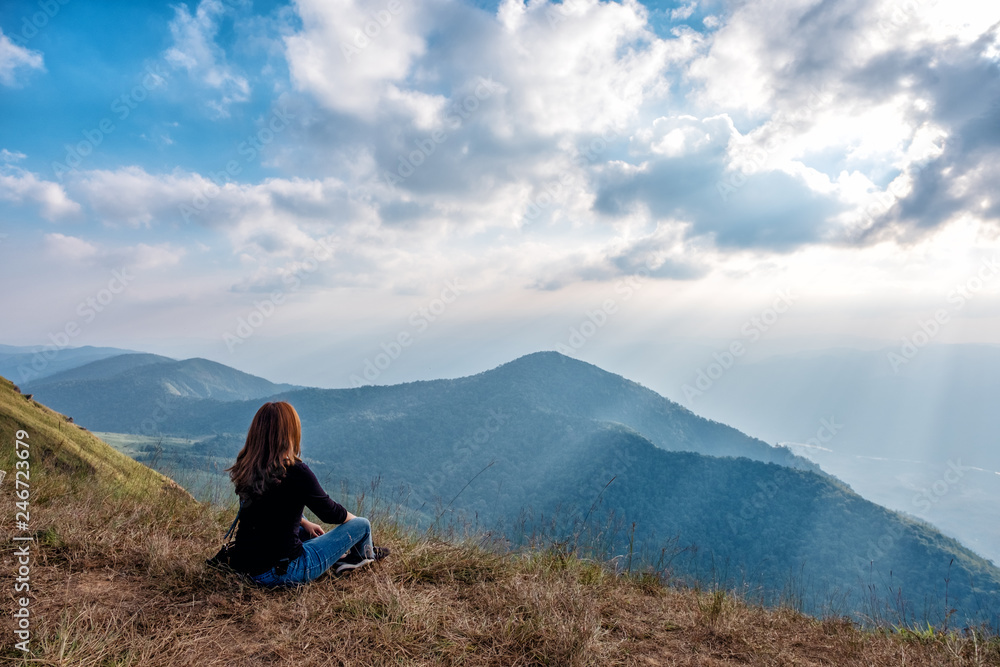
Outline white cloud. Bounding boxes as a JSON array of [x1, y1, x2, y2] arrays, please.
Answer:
[[165, 0, 250, 117], [68, 167, 224, 228], [0, 165, 80, 220], [14, 0, 1000, 314], [597, 0, 1000, 247], [284, 0, 428, 117], [282, 0, 695, 138], [0, 149, 27, 162], [0, 29, 44, 86], [43, 233, 185, 270], [43, 232, 99, 261], [687, 0, 998, 151], [63, 166, 387, 290], [127, 242, 187, 270], [671, 2, 696, 21], [530, 219, 707, 289], [485, 0, 707, 138], [268, 0, 703, 255], [631, 114, 735, 158], [489, 0, 677, 136], [54, 161, 678, 295], [67, 166, 373, 239]]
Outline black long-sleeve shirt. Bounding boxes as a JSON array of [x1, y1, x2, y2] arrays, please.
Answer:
[[229, 461, 348, 576]]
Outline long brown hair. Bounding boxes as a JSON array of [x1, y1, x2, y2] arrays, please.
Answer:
[[227, 401, 302, 499]]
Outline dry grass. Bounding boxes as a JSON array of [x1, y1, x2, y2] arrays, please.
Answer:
[[2, 473, 999, 667]]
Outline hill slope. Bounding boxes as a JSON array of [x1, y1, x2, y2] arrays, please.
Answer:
[[1, 381, 997, 665], [479, 352, 817, 468], [0, 375, 190, 500]]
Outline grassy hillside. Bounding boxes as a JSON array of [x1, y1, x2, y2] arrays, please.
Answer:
[[1, 380, 998, 665], [0, 375, 190, 501]]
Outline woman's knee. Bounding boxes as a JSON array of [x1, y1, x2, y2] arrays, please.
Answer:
[[346, 516, 371, 533], [343, 517, 372, 544]]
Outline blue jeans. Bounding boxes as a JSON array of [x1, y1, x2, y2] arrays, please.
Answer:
[[250, 517, 373, 587]]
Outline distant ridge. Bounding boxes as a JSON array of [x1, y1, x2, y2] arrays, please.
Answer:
[[0, 344, 139, 383], [27, 352, 175, 385], [24, 355, 302, 431]]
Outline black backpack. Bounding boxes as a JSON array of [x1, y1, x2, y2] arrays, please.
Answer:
[[206, 502, 243, 571]]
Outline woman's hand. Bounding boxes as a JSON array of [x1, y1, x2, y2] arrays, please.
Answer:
[[343, 511, 357, 523], [300, 518, 325, 538]]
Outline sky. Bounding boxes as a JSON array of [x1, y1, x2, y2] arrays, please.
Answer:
[[1, 0, 999, 394]]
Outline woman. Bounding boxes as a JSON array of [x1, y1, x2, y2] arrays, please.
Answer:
[[225, 401, 389, 586]]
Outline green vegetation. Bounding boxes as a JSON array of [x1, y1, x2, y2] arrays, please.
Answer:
[[94, 432, 233, 505]]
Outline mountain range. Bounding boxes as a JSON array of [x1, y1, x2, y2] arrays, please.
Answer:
[[22, 353, 300, 431], [11, 346, 1000, 624], [3, 368, 989, 664]]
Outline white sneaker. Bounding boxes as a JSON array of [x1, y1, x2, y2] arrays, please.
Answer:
[[334, 553, 374, 576]]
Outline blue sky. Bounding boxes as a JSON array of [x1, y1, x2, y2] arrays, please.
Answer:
[[1, 0, 999, 392]]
